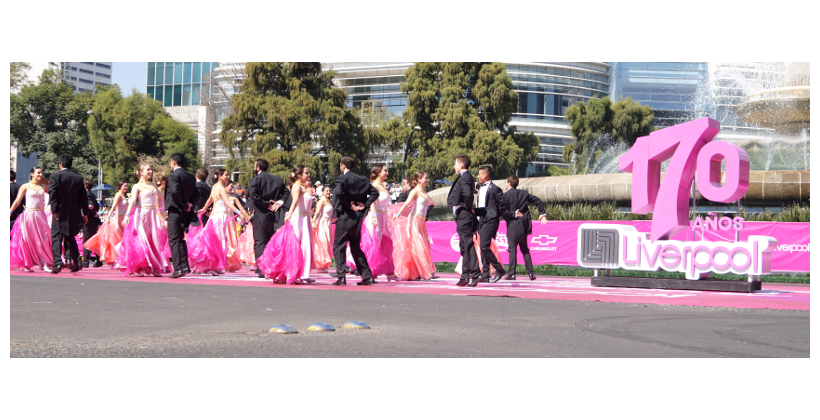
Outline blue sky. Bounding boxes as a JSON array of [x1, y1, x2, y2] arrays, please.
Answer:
[[112, 62, 146, 94]]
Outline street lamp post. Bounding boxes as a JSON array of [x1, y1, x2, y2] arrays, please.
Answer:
[[402, 126, 421, 180], [86, 110, 103, 202]]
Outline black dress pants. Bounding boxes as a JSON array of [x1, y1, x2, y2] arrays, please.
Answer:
[[251, 211, 277, 267], [456, 209, 480, 280], [167, 208, 191, 272], [82, 218, 100, 263], [479, 219, 504, 274], [507, 235, 534, 275], [333, 212, 372, 280], [51, 222, 79, 267]]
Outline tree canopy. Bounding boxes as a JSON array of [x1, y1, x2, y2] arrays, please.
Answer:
[[562, 96, 654, 174], [10, 62, 31, 92], [400, 62, 539, 182], [87, 86, 200, 184], [10, 69, 98, 179], [219, 62, 383, 186]]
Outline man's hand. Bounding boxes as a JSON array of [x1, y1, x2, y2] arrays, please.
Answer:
[[539, 215, 547, 225], [53, 212, 59, 221], [187, 203, 193, 212], [270, 202, 281, 212], [83, 215, 88, 225], [351, 201, 364, 211], [516, 210, 523, 218]]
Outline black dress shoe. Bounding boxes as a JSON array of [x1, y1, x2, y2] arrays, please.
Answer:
[[467, 276, 481, 287], [431, 274, 440, 279], [82, 263, 90, 268], [93, 261, 104, 268], [257, 273, 266, 278], [51, 265, 63, 274], [528, 273, 537, 281], [70, 264, 81, 273], [456, 278, 469, 287], [504, 274, 516, 281], [170, 270, 183, 279], [180, 268, 191, 276], [357, 278, 375, 286], [332, 278, 346, 286], [490, 272, 505, 283], [478, 274, 490, 283]]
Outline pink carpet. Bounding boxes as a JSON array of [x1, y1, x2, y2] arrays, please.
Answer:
[[11, 266, 809, 311]]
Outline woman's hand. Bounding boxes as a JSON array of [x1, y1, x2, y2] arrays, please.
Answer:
[[372, 215, 378, 226], [121, 215, 129, 227], [284, 212, 291, 223]]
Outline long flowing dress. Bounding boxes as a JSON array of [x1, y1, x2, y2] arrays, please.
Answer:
[[397, 195, 436, 281], [238, 221, 256, 269], [187, 192, 242, 273], [10, 186, 54, 271], [257, 191, 314, 283], [83, 196, 128, 266], [114, 185, 173, 276], [313, 201, 334, 271], [387, 202, 411, 278], [159, 194, 172, 260], [347, 189, 394, 277]]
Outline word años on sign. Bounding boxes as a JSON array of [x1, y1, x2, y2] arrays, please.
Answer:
[[692, 216, 745, 232]]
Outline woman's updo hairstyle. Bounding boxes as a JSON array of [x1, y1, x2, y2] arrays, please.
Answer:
[[288, 165, 306, 184], [410, 171, 426, 189], [369, 164, 385, 182], [211, 168, 227, 184], [29, 166, 42, 181], [116, 180, 127, 192]]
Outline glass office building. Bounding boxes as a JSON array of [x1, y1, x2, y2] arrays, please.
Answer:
[[609, 62, 712, 128], [146, 62, 219, 107]]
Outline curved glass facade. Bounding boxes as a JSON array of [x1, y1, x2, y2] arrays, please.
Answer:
[[146, 62, 218, 107]]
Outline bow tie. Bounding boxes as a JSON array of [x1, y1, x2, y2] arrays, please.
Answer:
[[481, 182, 491, 187]]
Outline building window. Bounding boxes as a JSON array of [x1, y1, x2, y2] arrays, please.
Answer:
[[79, 68, 94, 75], [95, 63, 111, 69], [70, 77, 77, 81], [71, 67, 78, 71], [96, 72, 110, 78], [147, 62, 155, 86], [79, 78, 94, 84], [81, 62, 94, 65]]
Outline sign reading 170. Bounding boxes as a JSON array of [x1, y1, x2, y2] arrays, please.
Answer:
[[619, 118, 750, 241]]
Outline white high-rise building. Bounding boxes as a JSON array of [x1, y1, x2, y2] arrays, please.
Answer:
[[58, 62, 113, 92]]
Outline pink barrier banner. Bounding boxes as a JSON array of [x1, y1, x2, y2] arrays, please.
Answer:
[[426, 220, 810, 273]]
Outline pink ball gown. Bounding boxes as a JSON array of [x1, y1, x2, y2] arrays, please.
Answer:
[[313, 200, 334, 271], [83, 197, 127, 266], [187, 196, 242, 273], [238, 221, 256, 269], [387, 202, 411, 278], [10, 186, 54, 271], [347, 189, 394, 277], [257, 192, 313, 283], [396, 195, 436, 281], [114, 184, 173, 276]]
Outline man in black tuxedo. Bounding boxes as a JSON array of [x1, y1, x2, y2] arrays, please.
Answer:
[[502, 175, 547, 281], [474, 166, 508, 283], [189, 168, 212, 231], [331, 156, 379, 286], [447, 154, 481, 287], [275, 181, 293, 229], [82, 179, 103, 268], [48, 154, 87, 273], [10, 170, 24, 237], [165, 153, 200, 278], [247, 158, 287, 278]]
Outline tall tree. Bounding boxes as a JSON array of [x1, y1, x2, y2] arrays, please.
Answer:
[[10, 62, 31, 92], [401, 62, 539, 182], [87, 86, 201, 184], [10, 69, 98, 179], [219, 62, 382, 186], [563, 96, 654, 173]]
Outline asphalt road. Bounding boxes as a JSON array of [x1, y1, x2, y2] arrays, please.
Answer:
[[10, 275, 809, 357]]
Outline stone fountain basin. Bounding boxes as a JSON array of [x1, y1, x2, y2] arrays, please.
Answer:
[[734, 89, 810, 132], [428, 170, 809, 209]]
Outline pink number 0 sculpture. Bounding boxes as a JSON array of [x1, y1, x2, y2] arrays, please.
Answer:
[[619, 117, 750, 241]]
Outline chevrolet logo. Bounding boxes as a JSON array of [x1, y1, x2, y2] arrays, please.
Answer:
[[531, 235, 557, 246]]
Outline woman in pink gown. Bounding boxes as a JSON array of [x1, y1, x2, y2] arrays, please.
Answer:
[[346, 165, 397, 280], [311, 186, 334, 272], [191, 169, 250, 275], [9, 167, 53, 272], [83, 181, 128, 266], [257, 165, 315, 284], [114, 164, 173, 277], [392, 171, 436, 281]]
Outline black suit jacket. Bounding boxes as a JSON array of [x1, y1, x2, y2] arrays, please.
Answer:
[[332, 171, 378, 230], [248, 171, 286, 215], [502, 187, 546, 241], [274, 187, 293, 229], [48, 169, 87, 236], [85, 188, 101, 228], [190, 180, 212, 227], [446, 171, 476, 212], [166, 168, 199, 214], [10, 182, 24, 222], [474, 182, 506, 223]]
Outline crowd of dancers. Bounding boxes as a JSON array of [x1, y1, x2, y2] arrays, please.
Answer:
[[11, 153, 548, 287]]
